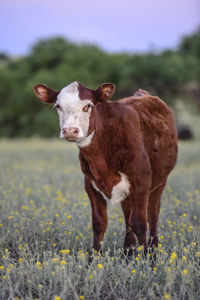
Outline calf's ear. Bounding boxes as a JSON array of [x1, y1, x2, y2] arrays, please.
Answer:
[[95, 83, 115, 102], [34, 84, 59, 104]]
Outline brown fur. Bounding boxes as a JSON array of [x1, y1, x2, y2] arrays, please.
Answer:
[[78, 82, 115, 104], [79, 87, 177, 255], [33, 84, 60, 103]]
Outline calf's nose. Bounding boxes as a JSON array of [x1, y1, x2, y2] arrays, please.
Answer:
[[62, 127, 79, 139]]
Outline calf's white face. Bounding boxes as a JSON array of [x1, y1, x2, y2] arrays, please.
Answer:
[[55, 82, 94, 142]]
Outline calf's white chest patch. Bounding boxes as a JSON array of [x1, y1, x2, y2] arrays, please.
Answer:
[[92, 172, 130, 205]]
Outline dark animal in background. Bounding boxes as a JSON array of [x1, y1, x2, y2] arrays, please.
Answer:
[[34, 82, 178, 256], [177, 124, 193, 140]]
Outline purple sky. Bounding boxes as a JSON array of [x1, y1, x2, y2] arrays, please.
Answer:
[[0, 0, 199, 55]]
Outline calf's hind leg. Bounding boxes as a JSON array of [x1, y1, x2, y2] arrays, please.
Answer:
[[148, 181, 166, 247], [131, 191, 149, 255], [121, 198, 137, 257]]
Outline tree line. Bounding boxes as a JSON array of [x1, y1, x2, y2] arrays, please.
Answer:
[[0, 29, 199, 137]]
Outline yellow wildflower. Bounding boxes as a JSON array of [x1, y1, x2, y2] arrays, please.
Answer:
[[97, 264, 103, 269], [21, 205, 29, 210], [60, 249, 70, 254], [170, 252, 177, 260], [52, 258, 59, 263]]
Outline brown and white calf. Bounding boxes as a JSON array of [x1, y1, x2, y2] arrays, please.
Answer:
[[34, 82, 177, 255]]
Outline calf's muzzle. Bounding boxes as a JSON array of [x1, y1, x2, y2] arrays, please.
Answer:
[[62, 127, 79, 141]]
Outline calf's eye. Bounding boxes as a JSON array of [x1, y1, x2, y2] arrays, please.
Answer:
[[54, 104, 61, 110], [83, 104, 92, 112]]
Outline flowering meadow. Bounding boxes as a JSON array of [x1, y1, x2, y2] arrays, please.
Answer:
[[0, 139, 199, 300]]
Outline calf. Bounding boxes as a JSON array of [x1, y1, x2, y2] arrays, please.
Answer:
[[34, 82, 177, 255]]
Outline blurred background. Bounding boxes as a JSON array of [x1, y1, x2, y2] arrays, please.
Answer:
[[0, 0, 200, 139]]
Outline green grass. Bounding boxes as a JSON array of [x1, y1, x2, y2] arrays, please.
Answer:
[[0, 139, 199, 300]]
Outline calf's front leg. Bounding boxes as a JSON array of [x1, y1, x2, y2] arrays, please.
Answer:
[[84, 177, 108, 252]]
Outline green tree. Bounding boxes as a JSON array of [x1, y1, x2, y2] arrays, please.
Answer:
[[0, 30, 199, 137]]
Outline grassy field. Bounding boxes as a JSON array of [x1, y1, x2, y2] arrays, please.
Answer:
[[0, 139, 199, 300]]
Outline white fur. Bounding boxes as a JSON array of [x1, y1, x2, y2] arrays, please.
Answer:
[[56, 82, 94, 144], [76, 130, 95, 148], [91, 181, 109, 203], [91, 172, 130, 206], [110, 172, 130, 205]]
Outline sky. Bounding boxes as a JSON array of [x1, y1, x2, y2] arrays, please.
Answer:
[[0, 0, 199, 56]]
